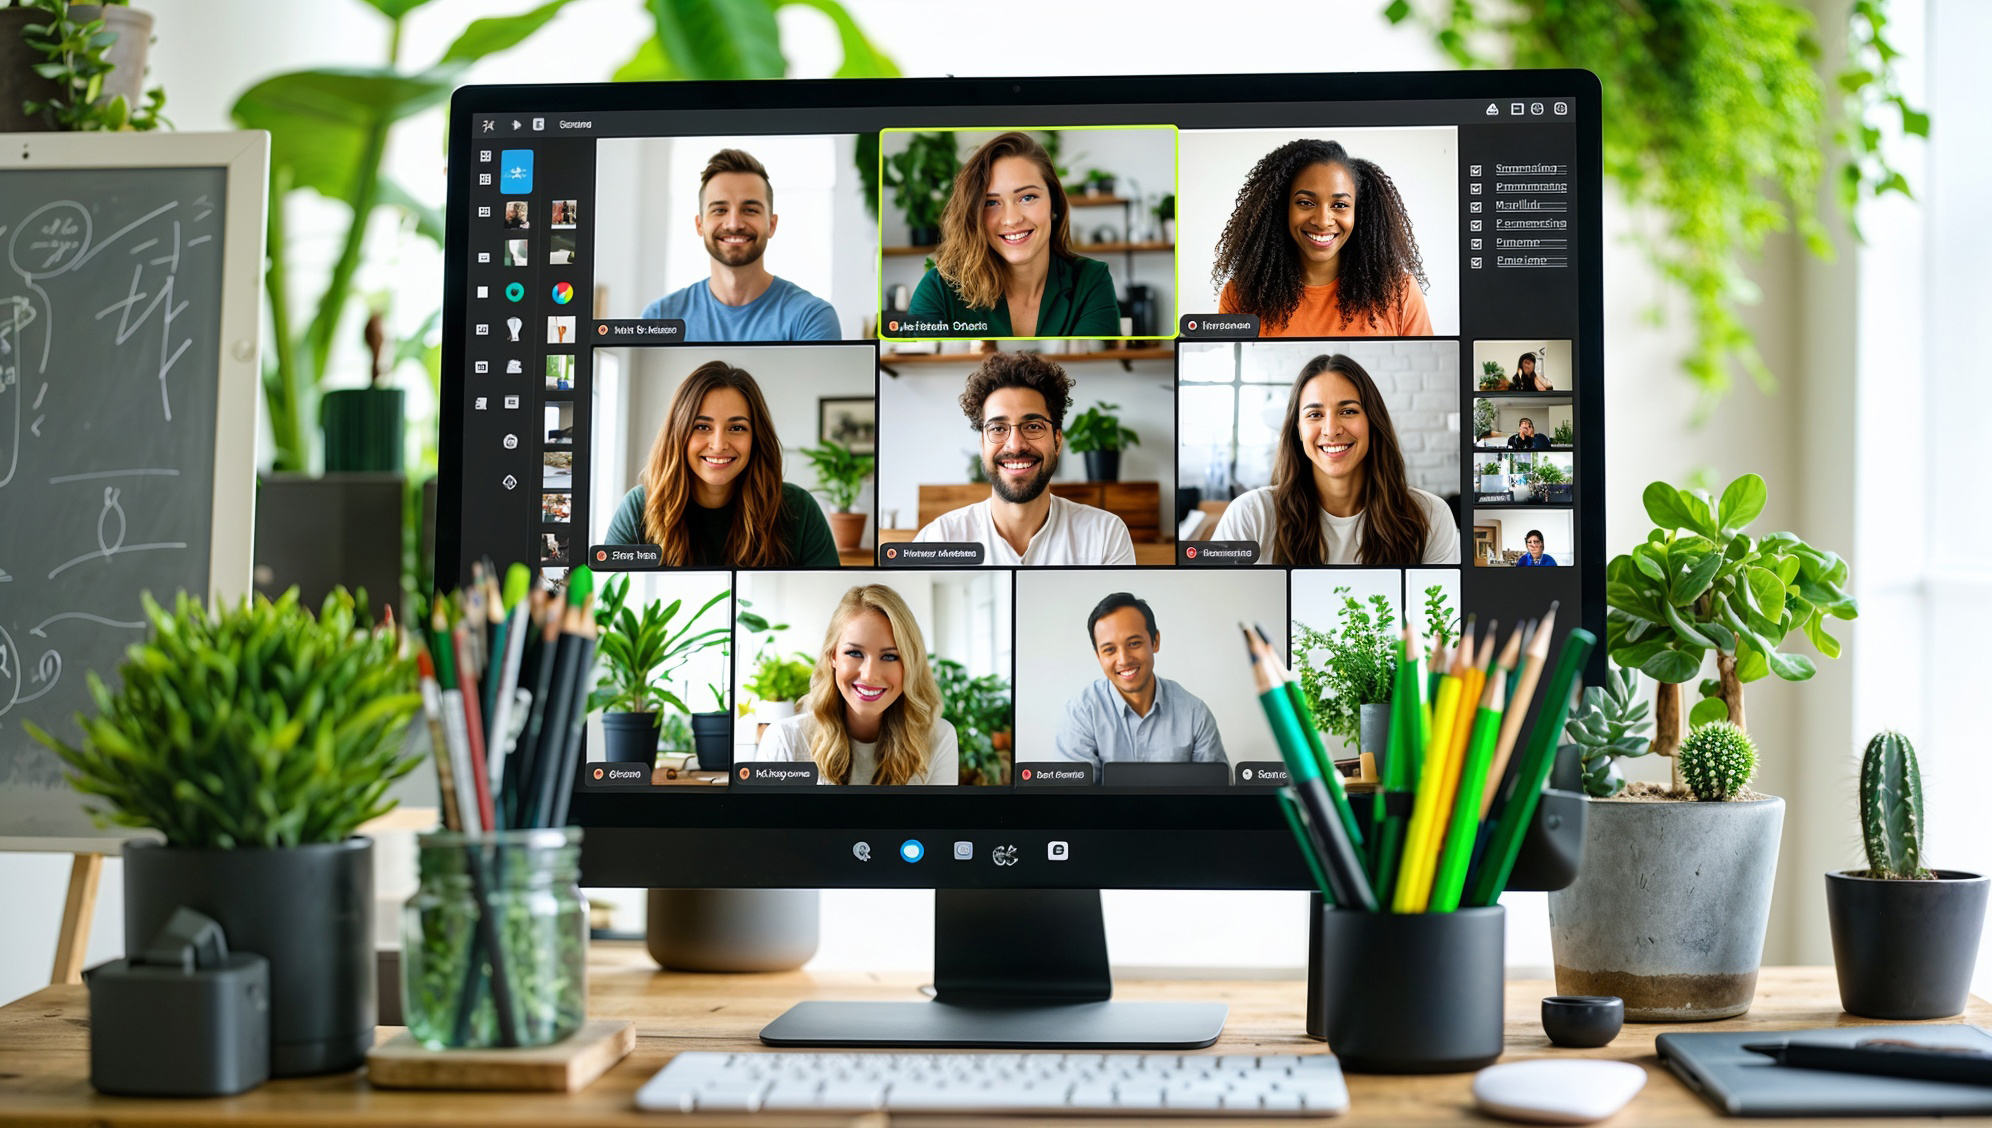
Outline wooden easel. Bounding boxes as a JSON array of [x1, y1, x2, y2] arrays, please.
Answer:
[[0, 838, 126, 986]]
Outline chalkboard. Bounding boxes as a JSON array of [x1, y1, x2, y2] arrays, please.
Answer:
[[0, 132, 266, 844]]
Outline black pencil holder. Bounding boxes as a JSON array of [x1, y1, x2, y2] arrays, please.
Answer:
[[1306, 896, 1505, 1073]]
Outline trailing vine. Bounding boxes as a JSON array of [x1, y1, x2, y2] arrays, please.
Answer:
[[1385, 0, 1926, 415]]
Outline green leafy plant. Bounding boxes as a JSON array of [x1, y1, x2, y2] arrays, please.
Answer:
[[25, 589, 420, 849], [1473, 396, 1498, 440], [1387, 0, 1924, 414], [1527, 457, 1569, 501], [1065, 402, 1141, 454], [798, 440, 874, 513], [1564, 664, 1654, 797], [16, 0, 166, 131], [1606, 473, 1857, 776], [657, 711, 694, 754], [884, 130, 960, 238], [1859, 729, 1931, 880], [1293, 589, 1398, 744], [1478, 360, 1507, 391], [1423, 583, 1459, 651], [1678, 721, 1758, 801], [1152, 193, 1175, 223], [586, 574, 731, 717], [1478, 460, 1504, 478], [932, 656, 1012, 785], [1552, 417, 1575, 446], [744, 653, 814, 707]]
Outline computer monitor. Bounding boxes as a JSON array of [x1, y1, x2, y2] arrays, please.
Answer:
[[437, 71, 1603, 1047]]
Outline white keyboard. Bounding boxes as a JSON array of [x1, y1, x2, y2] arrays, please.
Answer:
[[635, 1051, 1348, 1116]]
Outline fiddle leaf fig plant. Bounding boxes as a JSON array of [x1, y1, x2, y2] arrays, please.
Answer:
[[1605, 473, 1857, 771]]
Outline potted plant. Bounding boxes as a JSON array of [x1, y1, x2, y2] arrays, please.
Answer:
[[3, 0, 165, 132], [1292, 588, 1397, 768], [27, 589, 420, 1076], [1478, 459, 1507, 495], [688, 685, 730, 771], [1826, 730, 1989, 1019], [884, 130, 959, 247], [1549, 473, 1857, 1020], [1478, 360, 1508, 391], [1081, 168, 1116, 197], [1066, 401, 1140, 482], [1152, 192, 1175, 244], [933, 656, 1012, 785], [587, 574, 730, 767], [1553, 417, 1575, 446], [1473, 396, 1499, 443], [799, 439, 874, 553], [743, 651, 814, 724], [1528, 457, 1573, 504]]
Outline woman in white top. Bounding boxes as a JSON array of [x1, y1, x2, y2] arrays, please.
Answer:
[[753, 584, 960, 786], [1213, 353, 1460, 566]]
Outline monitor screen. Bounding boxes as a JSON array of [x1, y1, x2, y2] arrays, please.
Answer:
[[437, 72, 1602, 893]]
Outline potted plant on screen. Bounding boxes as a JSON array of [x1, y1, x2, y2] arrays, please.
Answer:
[[1473, 396, 1499, 444], [1478, 360, 1508, 391], [932, 656, 1012, 785], [1825, 730, 1989, 1019], [587, 574, 730, 767], [799, 439, 874, 554], [884, 130, 958, 248], [1553, 417, 1576, 446], [2, 0, 166, 132], [1548, 473, 1857, 1020], [1529, 457, 1573, 504], [1478, 459, 1507, 495], [1066, 402, 1139, 483], [27, 589, 419, 1076], [1152, 192, 1175, 244], [1292, 587, 1397, 771]]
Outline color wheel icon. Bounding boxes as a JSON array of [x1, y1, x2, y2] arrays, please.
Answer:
[[551, 281, 574, 304]]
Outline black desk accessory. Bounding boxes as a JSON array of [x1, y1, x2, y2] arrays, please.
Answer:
[[1542, 995, 1623, 1048], [1743, 1038, 1992, 1086], [87, 907, 269, 1096], [1658, 1025, 1992, 1116]]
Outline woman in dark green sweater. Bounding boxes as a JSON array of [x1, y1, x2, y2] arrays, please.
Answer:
[[603, 360, 840, 567], [907, 131, 1120, 338]]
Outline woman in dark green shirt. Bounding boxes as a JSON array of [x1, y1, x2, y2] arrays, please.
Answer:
[[907, 131, 1121, 338], [603, 360, 840, 567]]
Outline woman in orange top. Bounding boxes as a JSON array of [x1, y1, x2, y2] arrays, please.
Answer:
[[1213, 139, 1432, 337]]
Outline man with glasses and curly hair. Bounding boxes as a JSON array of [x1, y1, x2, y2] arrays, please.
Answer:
[[911, 352, 1135, 565]]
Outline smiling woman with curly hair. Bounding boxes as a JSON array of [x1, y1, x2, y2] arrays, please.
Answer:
[[1213, 139, 1431, 337]]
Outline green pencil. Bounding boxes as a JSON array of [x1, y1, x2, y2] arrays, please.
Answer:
[[1277, 789, 1335, 902], [1371, 625, 1417, 900], [1258, 623, 1363, 850], [1428, 673, 1506, 912], [1466, 627, 1596, 907]]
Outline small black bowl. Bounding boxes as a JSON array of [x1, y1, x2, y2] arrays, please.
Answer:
[[1541, 995, 1624, 1048]]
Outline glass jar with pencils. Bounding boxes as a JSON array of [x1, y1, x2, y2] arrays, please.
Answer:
[[402, 828, 587, 1049]]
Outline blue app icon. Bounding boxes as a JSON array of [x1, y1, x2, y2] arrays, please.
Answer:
[[500, 149, 533, 195], [504, 282, 525, 302], [899, 839, 925, 863]]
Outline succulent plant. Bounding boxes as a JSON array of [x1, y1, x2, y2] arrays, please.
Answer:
[[1678, 721, 1758, 801], [1565, 664, 1654, 797], [1859, 729, 1932, 880], [25, 588, 421, 849]]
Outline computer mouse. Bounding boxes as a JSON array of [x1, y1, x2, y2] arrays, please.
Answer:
[[1473, 1059, 1647, 1124]]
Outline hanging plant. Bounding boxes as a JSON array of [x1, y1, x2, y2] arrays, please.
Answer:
[[1385, 0, 1924, 416]]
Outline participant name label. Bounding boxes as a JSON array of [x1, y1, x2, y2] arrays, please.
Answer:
[[880, 542, 984, 566]]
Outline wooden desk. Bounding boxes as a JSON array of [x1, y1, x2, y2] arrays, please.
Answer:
[[2, 946, 1982, 1125]]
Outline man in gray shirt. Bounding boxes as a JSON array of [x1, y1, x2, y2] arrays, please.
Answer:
[[1053, 593, 1226, 770]]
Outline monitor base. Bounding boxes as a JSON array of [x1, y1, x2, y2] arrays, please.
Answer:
[[760, 999, 1229, 1049]]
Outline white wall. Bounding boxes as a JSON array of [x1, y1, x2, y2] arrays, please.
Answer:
[[1176, 127, 1460, 334], [1472, 339, 1571, 388], [876, 351, 1175, 534], [1011, 569, 1286, 765], [880, 128, 1178, 328]]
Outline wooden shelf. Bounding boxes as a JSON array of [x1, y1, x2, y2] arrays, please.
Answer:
[[879, 347, 1174, 366], [881, 242, 1174, 257], [1067, 195, 1135, 207]]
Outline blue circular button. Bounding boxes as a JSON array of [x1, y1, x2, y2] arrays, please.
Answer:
[[504, 281, 525, 302], [899, 839, 924, 863]]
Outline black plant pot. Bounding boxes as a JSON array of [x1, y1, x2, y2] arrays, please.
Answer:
[[691, 711, 732, 771], [321, 387, 406, 473], [909, 224, 941, 248], [1826, 869, 1989, 1019], [601, 711, 660, 764], [124, 838, 372, 1076], [1082, 450, 1121, 482]]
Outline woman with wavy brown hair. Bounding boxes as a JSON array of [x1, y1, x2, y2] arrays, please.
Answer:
[[905, 131, 1120, 338], [602, 359, 840, 567], [1213, 138, 1431, 337], [751, 584, 960, 786], [1212, 353, 1458, 565]]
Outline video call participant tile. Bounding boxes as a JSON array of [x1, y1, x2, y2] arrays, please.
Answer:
[[877, 345, 1175, 567], [1012, 569, 1284, 788], [1177, 127, 1460, 338], [1290, 567, 1461, 773], [590, 343, 875, 569], [1472, 339, 1571, 393], [879, 127, 1177, 341], [732, 570, 1012, 787], [1178, 340, 1461, 566], [577, 571, 734, 786], [1471, 508, 1572, 568], [593, 136, 878, 341], [1473, 395, 1574, 451]]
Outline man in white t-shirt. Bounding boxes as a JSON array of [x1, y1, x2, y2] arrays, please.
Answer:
[[912, 353, 1135, 566]]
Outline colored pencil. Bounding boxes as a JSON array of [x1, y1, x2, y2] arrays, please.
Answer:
[[416, 650, 461, 833], [1429, 672, 1508, 912], [1467, 626, 1596, 907], [1483, 603, 1556, 819], [1255, 622, 1362, 849], [547, 595, 598, 829], [528, 607, 587, 830], [1395, 667, 1463, 912], [1370, 623, 1417, 901], [453, 623, 496, 833], [1277, 789, 1336, 900], [509, 587, 566, 828]]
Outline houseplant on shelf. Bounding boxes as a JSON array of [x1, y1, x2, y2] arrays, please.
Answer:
[[27, 588, 420, 1076], [3, 0, 165, 132], [587, 574, 730, 768], [1549, 472, 1858, 1020], [1826, 730, 1988, 1019], [1553, 417, 1575, 446], [1478, 360, 1507, 391], [799, 439, 873, 553], [1066, 401, 1140, 483], [1527, 457, 1572, 504], [933, 657, 1012, 786], [884, 130, 958, 247], [1478, 459, 1506, 495]]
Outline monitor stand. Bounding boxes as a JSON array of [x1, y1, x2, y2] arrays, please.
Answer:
[[759, 889, 1228, 1048]]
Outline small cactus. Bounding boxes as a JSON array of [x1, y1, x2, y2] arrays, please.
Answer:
[[1565, 665, 1654, 797], [1860, 730, 1932, 879], [1679, 721, 1757, 801]]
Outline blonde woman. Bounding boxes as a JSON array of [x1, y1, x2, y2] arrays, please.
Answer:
[[752, 585, 960, 786], [906, 131, 1120, 338]]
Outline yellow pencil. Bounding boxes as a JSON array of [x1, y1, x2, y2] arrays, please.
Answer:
[[1395, 671, 1462, 913], [1482, 604, 1557, 819]]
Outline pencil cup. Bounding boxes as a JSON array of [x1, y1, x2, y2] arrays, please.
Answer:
[[402, 829, 587, 1049], [1306, 895, 1505, 1073]]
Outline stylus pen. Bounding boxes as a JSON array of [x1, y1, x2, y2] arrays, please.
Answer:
[[1744, 1040, 1992, 1086]]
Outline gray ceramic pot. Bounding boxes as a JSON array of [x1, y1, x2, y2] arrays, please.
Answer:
[[647, 889, 819, 972], [1548, 795, 1783, 1021], [1826, 869, 1989, 1019], [1358, 703, 1389, 777]]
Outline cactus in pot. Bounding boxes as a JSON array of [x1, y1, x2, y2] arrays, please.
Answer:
[[1678, 721, 1757, 801], [1859, 729, 1930, 880]]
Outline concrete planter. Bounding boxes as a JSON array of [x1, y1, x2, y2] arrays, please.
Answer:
[[646, 889, 819, 972], [1548, 795, 1783, 1021]]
